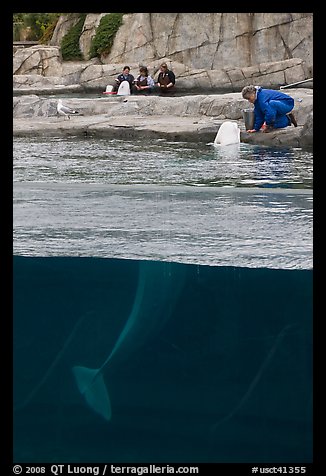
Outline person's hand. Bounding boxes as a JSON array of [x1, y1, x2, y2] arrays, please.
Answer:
[[263, 126, 274, 133], [246, 129, 256, 133], [261, 122, 274, 133]]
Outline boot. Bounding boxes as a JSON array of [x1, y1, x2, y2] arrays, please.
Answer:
[[287, 112, 298, 127]]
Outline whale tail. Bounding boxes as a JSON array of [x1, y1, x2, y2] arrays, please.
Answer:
[[72, 366, 111, 421]]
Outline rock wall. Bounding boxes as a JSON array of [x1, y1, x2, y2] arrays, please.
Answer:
[[105, 13, 312, 75], [12, 89, 313, 149], [12, 52, 310, 93], [48, 13, 313, 75], [13, 13, 313, 93]]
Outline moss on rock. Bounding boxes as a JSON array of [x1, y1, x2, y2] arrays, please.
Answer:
[[61, 14, 86, 61], [89, 13, 123, 59]]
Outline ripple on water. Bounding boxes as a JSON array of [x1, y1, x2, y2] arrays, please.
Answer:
[[13, 137, 313, 269]]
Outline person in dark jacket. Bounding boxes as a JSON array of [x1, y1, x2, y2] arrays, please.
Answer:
[[133, 66, 155, 94], [112, 66, 135, 93], [241, 85, 297, 132], [156, 62, 175, 94]]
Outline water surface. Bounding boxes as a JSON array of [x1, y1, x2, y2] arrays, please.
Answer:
[[13, 137, 312, 269], [13, 137, 313, 463], [13, 137, 313, 189]]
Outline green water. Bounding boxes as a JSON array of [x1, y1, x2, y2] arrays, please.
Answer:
[[13, 256, 312, 463]]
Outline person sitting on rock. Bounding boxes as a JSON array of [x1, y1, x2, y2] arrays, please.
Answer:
[[133, 66, 155, 94], [241, 84, 297, 133], [112, 66, 135, 94], [156, 62, 175, 94]]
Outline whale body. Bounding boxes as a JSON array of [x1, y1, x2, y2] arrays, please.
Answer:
[[72, 260, 186, 421], [214, 121, 240, 146], [117, 80, 131, 96]]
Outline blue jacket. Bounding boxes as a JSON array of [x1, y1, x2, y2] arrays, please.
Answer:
[[253, 87, 294, 130]]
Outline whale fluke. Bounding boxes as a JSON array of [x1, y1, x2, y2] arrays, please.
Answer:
[[72, 366, 111, 421]]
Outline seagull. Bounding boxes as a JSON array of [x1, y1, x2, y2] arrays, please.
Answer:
[[57, 99, 80, 120]]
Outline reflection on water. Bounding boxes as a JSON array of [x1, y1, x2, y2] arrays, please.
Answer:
[[13, 136, 313, 463], [13, 137, 313, 269], [13, 137, 313, 189], [13, 183, 312, 269]]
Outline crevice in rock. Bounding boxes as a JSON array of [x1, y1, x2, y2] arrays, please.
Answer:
[[148, 13, 158, 59], [211, 13, 224, 70], [166, 13, 180, 58], [278, 27, 292, 60]]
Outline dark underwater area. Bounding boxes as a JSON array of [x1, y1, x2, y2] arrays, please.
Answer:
[[13, 255, 312, 464]]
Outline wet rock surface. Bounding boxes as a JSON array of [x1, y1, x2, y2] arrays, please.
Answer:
[[13, 88, 313, 149]]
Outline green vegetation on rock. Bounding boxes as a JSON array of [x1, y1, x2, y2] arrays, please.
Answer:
[[89, 13, 124, 58], [61, 14, 86, 61], [13, 13, 60, 41], [39, 15, 60, 44]]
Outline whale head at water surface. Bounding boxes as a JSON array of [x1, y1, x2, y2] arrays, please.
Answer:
[[117, 80, 131, 96], [214, 121, 241, 146]]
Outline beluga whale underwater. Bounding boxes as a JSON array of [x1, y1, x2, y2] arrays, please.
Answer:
[[14, 259, 186, 420], [213, 121, 241, 146], [72, 259, 186, 421]]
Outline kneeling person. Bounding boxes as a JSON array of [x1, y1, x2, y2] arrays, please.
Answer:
[[242, 85, 297, 133]]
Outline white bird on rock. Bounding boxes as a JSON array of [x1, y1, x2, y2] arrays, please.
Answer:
[[57, 99, 80, 120]]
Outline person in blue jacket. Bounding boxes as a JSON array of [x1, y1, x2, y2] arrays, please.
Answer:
[[241, 85, 297, 132]]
